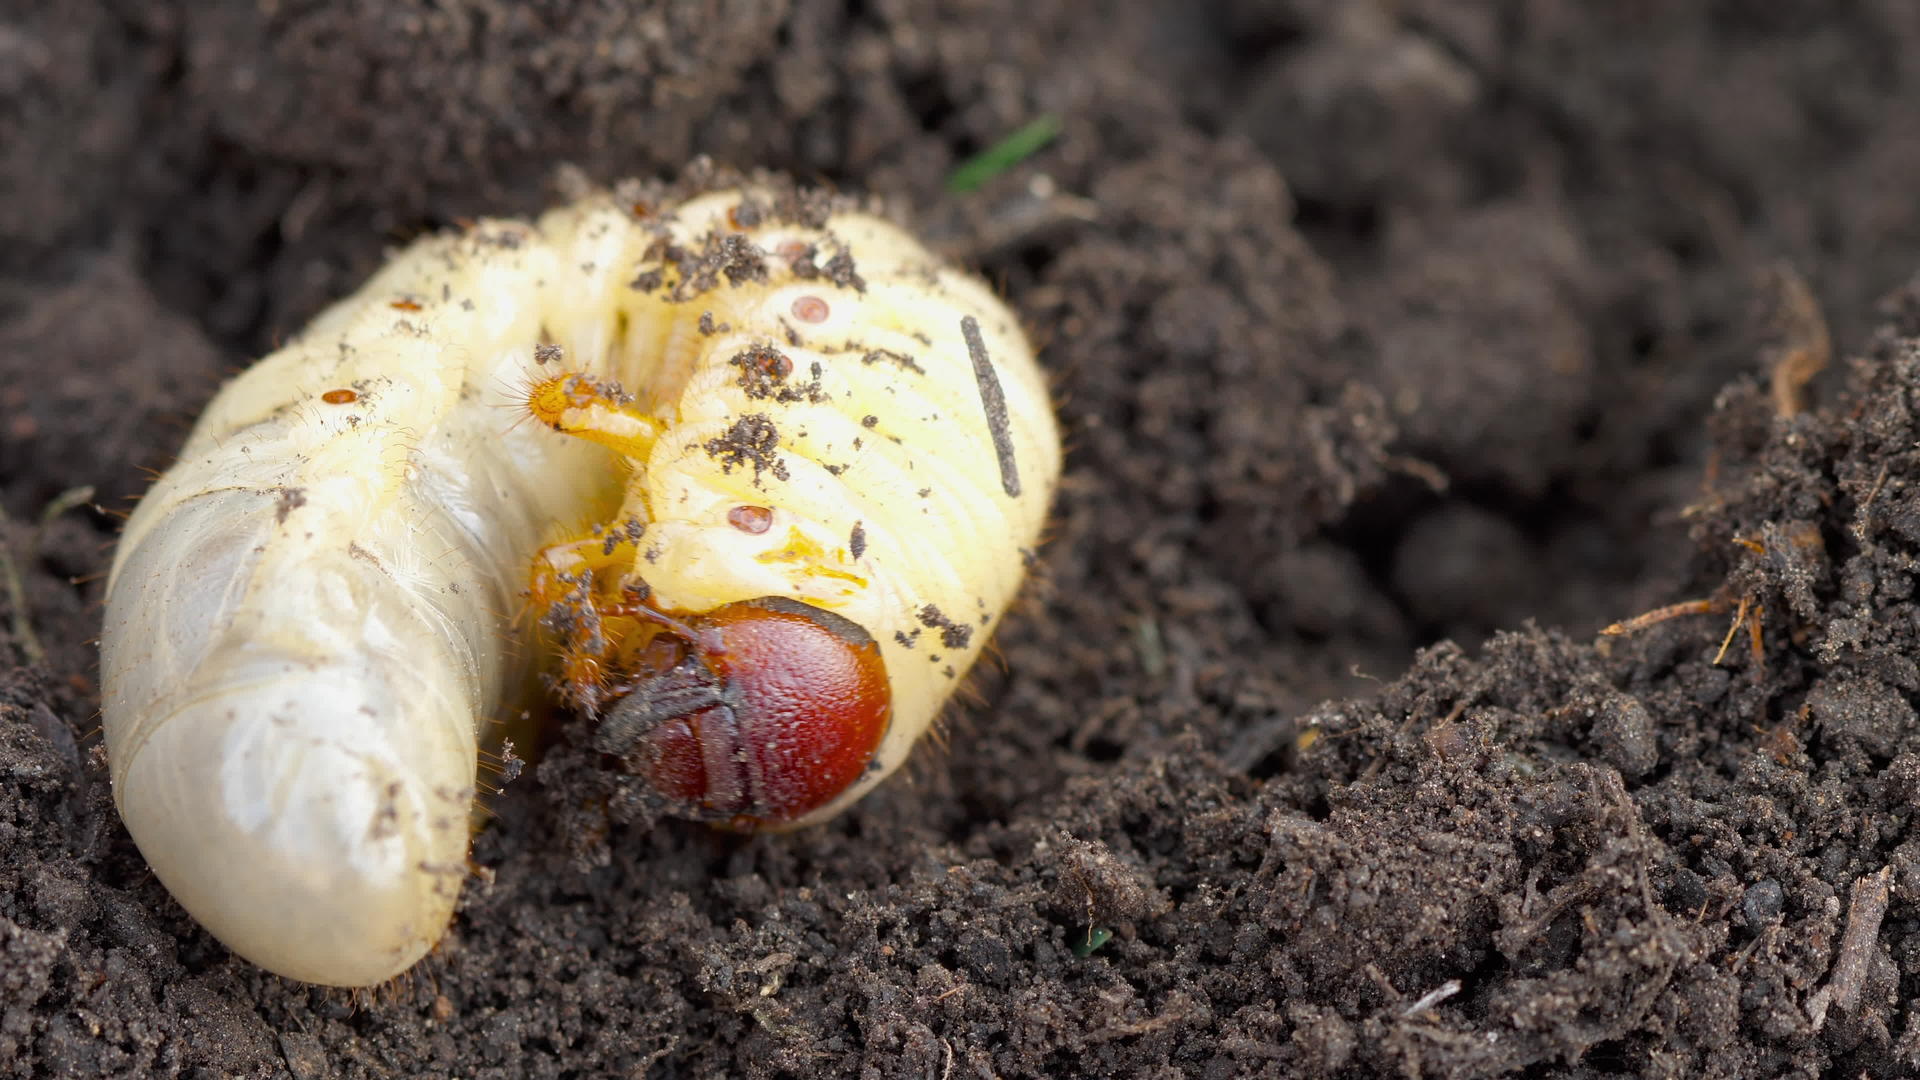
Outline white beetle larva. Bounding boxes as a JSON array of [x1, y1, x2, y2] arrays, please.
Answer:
[[101, 183, 1061, 987]]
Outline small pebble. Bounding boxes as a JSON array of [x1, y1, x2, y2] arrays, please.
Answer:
[[1742, 879, 1785, 926]]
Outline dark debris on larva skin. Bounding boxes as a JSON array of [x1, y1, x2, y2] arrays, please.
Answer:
[[702, 413, 790, 484]]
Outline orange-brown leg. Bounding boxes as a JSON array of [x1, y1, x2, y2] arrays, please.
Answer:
[[528, 525, 649, 712], [522, 371, 668, 709], [524, 372, 664, 460]]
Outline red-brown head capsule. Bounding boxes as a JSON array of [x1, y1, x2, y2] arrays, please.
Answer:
[[596, 596, 891, 826]]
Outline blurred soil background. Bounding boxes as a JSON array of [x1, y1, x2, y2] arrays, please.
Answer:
[[8, 2, 1920, 1076]]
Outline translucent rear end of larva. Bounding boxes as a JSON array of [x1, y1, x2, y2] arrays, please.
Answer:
[[101, 218, 612, 986]]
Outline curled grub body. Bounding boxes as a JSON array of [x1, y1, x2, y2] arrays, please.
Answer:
[[101, 185, 1060, 986]]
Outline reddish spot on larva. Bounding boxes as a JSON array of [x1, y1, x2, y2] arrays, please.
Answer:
[[728, 505, 773, 534], [390, 299, 422, 312], [742, 345, 791, 379], [630, 201, 652, 218], [791, 295, 830, 324], [612, 597, 892, 824], [321, 389, 358, 405], [777, 240, 810, 262]]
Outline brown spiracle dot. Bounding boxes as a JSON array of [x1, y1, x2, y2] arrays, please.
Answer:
[[791, 295, 830, 324], [728, 505, 774, 534], [321, 389, 358, 405]]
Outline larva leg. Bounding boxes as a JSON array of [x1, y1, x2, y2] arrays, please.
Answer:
[[527, 528, 649, 712], [527, 530, 644, 615], [524, 372, 663, 460], [522, 370, 680, 709]]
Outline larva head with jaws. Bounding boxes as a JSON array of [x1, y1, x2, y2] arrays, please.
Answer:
[[593, 596, 892, 826]]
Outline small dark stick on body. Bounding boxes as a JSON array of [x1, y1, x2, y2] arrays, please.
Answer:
[[962, 315, 1021, 498]]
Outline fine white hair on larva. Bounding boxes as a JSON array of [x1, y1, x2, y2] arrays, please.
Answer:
[[100, 183, 1061, 987]]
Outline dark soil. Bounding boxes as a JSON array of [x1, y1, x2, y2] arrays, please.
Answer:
[[7, 2, 1920, 1076]]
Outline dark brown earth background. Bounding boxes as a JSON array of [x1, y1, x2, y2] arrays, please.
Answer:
[[7, 2, 1920, 1077]]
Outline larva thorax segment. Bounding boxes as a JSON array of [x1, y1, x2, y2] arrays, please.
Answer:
[[524, 189, 1059, 829], [520, 341, 899, 827]]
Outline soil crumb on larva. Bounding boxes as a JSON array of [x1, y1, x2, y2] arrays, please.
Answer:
[[13, 2, 1920, 1078], [703, 413, 790, 484]]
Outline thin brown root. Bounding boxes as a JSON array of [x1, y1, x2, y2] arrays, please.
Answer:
[[35, 485, 97, 549], [1760, 260, 1830, 418], [0, 484, 89, 666], [0, 503, 38, 665], [1382, 454, 1449, 493], [1601, 598, 1716, 637], [1712, 593, 1752, 665]]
